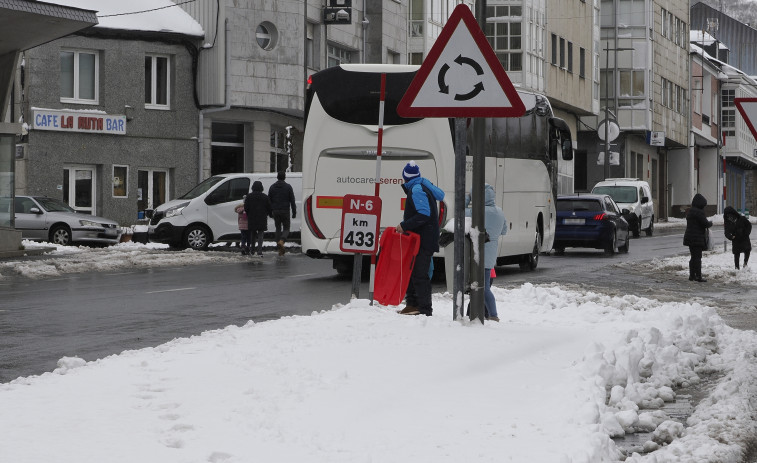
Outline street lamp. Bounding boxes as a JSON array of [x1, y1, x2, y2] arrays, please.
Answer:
[[602, 46, 634, 180]]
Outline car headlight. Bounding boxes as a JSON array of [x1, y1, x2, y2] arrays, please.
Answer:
[[165, 202, 190, 218], [79, 219, 101, 227]]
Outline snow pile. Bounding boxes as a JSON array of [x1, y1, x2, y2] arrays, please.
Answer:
[[2, 282, 757, 462]]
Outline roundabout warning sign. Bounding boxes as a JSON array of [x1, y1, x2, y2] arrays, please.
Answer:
[[397, 4, 525, 118]]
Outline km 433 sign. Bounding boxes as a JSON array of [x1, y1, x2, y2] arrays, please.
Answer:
[[340, 195, 382, 254]]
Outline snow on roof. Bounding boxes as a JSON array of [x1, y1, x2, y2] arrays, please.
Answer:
[[43, 0, 204, 38]]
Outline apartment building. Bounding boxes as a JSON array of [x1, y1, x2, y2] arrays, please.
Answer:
[[545, 0, 598, 194], [180, 0, 408, 179], [576, 0, 690, 222]]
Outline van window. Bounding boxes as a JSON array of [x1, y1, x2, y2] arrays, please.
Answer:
[[205, 178, 251, 205], [180, 176, 226, 199], [591, 185, 637, 203]]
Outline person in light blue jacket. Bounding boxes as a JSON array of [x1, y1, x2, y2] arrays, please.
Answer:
[[466, 184, 507, 321]]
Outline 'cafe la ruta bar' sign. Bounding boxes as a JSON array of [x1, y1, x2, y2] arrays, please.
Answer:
[[32, 108, 126, 135]]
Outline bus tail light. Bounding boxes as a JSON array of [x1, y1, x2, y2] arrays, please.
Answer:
[[304, 195, 325, 239]]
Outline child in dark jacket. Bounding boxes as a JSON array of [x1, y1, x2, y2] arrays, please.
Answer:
[[724, 206, 752, 269]]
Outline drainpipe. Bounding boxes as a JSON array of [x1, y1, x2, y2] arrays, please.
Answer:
[[198, 19, 231, 183]]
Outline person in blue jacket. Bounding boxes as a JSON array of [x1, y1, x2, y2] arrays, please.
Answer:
[[466, 184, 507, 321], [396, 161, 445, 316]]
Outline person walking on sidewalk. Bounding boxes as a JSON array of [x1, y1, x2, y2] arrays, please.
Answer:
[[234, 200, 250, 255], [245, 181, 272, 258], [683, 193, 713, 282], [396, 161, 445, 317], [268, 171, 297, 256], [724, 206, 752, 269]]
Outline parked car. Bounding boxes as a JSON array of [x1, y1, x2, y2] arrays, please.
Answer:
[[148, 172, 302, 250], [6, 195, 121, 246], [591, 178, 654, 237], [553, 194, 630, 255]]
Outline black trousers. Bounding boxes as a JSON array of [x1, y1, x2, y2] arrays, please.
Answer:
[[689, 246, 703, 279], [405, 248, 433, 315], [734, 250, 751, 268], [272, 210, 291, 242]]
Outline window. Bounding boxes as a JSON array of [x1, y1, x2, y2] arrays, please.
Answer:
[[256, 22, 278, 50], [661, 8, 668, 38], [306, 23, 315, 69], [722, 89, 736, 136], [567, 42, 573, 73], [410, 0, 424, 37], [551, 34, 557, 65], [113, 165, 128, 198], [211, 123, 245, 175], [60, 50, 98, 103], [270, 128, 288, 172], [579, 47, 586, 78], [409, 52, 423, 65], [559, 37, 565, 68], [486, 6, 523, 71], [145, 55, 170, 108], [618, 70, 644, 97], [328, 44, 353, 67], [387, 51, 400, 64]]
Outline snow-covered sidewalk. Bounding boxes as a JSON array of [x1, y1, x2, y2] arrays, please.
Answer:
[[2, 239, 757, 462]]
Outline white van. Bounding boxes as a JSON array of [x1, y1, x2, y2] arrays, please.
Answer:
[[148, 172, 302, 250], [591, 178, 654, 237]]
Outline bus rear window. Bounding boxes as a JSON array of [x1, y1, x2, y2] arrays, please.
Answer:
[[306, 67, 421, 126]]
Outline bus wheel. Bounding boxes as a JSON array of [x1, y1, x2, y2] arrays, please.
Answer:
[[519, 232, 540, 271]]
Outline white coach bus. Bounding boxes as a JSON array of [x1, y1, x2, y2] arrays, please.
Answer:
[[301, 64, 573, 276]]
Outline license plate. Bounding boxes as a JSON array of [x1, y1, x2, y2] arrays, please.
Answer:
[[104, 228, 118, 236], [564, 218, 585, 225]]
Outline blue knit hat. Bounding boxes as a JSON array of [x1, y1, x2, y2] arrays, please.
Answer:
[[402, 161, 420, 182]]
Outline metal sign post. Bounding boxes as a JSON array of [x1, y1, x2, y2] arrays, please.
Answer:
[[397, 3, 524, 323]]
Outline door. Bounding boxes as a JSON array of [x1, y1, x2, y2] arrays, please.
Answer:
[[63, 166, 96, 215], [13, 196, 47, 240], [205, 177, 250, 240], [138, 169, 169, 212]]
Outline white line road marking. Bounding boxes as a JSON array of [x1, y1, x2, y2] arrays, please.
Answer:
[[146, 287, 196, 294]]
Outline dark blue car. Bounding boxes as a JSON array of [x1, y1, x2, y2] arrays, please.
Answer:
[[553, 194, 630, 255]]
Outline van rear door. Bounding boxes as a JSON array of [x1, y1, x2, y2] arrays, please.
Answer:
[[205, 177, 251, 241]]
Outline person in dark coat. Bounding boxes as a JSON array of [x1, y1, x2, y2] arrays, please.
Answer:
[[724, 206, 752, 269], [395, 161, 445, 316], [683, 193, 713, 282], [267, 171, 297, 256], [244, 181, 272, 257]]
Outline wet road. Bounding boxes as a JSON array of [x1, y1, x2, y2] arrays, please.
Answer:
[[0, 253, 353, 382]]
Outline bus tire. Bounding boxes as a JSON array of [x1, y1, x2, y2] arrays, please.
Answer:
[[519, 232, 540, 271]]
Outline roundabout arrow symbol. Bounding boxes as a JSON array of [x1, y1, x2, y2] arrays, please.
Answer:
[[438, 63, 450, 94], [454, 82, 484, 101], [454, 54, 483, 75]]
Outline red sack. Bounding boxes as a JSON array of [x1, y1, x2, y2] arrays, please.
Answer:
[[374, 228, 420, 306]]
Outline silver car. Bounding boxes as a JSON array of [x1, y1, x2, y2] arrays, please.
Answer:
[[9, 196, 121, 246]]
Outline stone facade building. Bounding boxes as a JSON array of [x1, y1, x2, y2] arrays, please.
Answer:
[[12, 8, 203, 226]]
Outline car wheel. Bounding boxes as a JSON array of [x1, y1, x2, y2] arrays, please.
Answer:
[[605, 229, 617, 255], [183, 225, 211, 250], [49, 224, 72, 246], [645, 216, 654, 236], [519, 231, 541, 271]]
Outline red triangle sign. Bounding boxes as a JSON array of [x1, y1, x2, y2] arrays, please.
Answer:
[[735, 98, 757, 141], [398, 4, 525, 118]]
